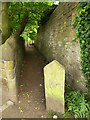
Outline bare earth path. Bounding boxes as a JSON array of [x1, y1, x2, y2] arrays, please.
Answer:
[[3, 46, 49, 118]]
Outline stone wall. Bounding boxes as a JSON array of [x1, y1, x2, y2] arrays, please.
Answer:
[[35, 2, 87, 92], [0, 35, 25, 104]]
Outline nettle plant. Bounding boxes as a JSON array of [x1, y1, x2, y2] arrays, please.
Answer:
[[72, 2, 90, 87]]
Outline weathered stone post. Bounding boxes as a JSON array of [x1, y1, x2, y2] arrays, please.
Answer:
[[44, 60, 65, 114]]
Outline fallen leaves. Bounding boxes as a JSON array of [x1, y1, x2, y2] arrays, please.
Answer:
[[18, 106, 24, 113], [20, 83, 27, 87], [27, 100, 30, 103], [40, 84, 42, 86], [40, 99, 45, 103], [20, 110, 23, 113], [18, 80, 45, 115], [18, 106, 24, 110], [23, 92, 30, 98], [34, 107, 40, 110]]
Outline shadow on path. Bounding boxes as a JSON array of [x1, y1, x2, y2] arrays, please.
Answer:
[[3, 46, 48, 118]]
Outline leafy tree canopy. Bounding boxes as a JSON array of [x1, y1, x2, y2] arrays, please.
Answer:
[[8, 2, 57, 40]]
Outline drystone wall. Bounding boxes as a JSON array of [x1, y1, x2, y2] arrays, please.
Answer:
[[0, 35, 25, 104], [35, 2, 87, 92]]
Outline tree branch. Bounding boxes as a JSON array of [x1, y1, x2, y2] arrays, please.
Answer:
[[14, 11, 29, 37]]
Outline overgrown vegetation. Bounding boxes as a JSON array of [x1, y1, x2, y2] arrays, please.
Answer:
[[39, 4, 58, 25], [72, 2, 90, 88], [65, 90, 89, 118], [8, 2, 55, 42], [49, 84, 90, 119]]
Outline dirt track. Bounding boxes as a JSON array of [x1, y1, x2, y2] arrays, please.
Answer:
[[3, 46, 49, 118]]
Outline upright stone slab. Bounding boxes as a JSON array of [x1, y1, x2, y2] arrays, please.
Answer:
[[44, 60, 65, 114]]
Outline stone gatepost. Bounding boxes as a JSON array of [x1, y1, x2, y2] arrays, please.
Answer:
[[44, 60, 65, 114]]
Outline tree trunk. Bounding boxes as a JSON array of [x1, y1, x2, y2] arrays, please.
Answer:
[[14, 12, 29, 37], [1, 2, 10, 44]]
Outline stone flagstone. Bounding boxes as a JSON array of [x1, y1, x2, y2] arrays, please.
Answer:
[[44, 60, 65, 114]]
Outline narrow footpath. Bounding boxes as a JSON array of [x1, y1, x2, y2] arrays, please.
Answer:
[[3, 46, 49, 118]]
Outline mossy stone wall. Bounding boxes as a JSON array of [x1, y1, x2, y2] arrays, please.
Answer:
[[0, 35, 25, 104], [35, 2, 87, 92]]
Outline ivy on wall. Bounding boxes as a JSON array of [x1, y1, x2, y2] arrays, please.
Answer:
[[72, 2, 90, 88]]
